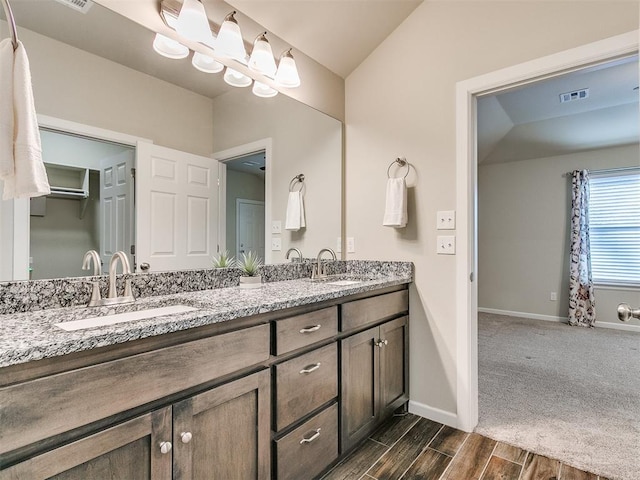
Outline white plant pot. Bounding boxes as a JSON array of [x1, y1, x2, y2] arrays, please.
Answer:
[[239, 275, 262, 289]]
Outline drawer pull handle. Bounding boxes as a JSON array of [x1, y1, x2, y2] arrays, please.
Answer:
[[159, 441, 172, 454], [180, 432, 193, 444], [299, 363, 322, 374], [299, 324, 322, 334], [300, 428, 321, 444]]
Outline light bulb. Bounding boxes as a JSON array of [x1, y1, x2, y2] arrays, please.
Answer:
[[192, 52, 224, 73], [248, 33, 277, 77], [275, 49, 301, 88], [216, 12, 247, 62], [252, 81, 278, 98], [153, 33, 189, 59], [224, 67, 252, 88], [175, 0, 212, 43]]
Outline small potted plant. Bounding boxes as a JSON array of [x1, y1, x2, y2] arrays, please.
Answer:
[[238, 251, 263, 289], [212, 250, 236, 269]]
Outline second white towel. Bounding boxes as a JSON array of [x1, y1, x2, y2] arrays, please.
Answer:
[[285, 191, 306, 231], [383, 177, 407, 228]]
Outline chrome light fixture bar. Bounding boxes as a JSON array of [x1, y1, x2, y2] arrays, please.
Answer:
[[156, 0, 301, 98]]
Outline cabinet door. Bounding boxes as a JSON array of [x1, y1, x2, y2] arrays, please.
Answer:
[[340, 326, 379, 453], [0, 408, 172, 480], [380, 316, 409, 416], [172, 370, 271, 480]]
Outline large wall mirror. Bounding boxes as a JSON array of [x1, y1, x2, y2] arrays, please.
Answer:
[[0, 0, 342, 281]]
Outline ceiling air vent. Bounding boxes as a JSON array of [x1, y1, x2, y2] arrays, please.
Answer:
[[559, 88, 589, 103], [53, 0, 93, 14]]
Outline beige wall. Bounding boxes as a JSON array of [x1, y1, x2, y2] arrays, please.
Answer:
[[15, 22, 215, 157], [226, 170, 265, 259], [212, 90, 342, 263], [345, 2, 639, 417], [479, 145, 640, 328]]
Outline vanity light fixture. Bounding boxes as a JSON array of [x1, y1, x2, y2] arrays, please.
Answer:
[[192, 51, 224, 73], [224, 67, 252, 88], [252, 81, 278, 98], [216, 11, 247, 62], [175, 0, 212, 43], [153, 32, 189, 59], [248, 33, 277, 76], [275, 49, 301, 88]]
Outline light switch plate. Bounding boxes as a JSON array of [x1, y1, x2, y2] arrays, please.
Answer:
[[347, 237, 355, 253], [336, 237, 342, 253], [271, 220, 282, 234], [437, 235, 456, 254], [437, 210, 456, 230], [271, 237, 282, 251]]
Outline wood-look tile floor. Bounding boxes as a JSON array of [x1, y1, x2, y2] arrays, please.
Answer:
[[321, 414, 609, 480]]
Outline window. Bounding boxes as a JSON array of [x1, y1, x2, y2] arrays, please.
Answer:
[[589, 169, 640, 287]]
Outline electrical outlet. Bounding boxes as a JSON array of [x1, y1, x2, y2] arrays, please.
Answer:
[[271, 220, 282, 234], [437, 235, 456, 254], [271, 237, 281, 251], [550, 292, 557, 301], [437, 210, 456, 230], [347, 237, 355, 253], [336, 237, 342, 253]]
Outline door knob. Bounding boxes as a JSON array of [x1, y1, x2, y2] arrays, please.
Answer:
[[159, 441, 172, 454], [617, 303, 640, 322], [140, 262, 150, 271]]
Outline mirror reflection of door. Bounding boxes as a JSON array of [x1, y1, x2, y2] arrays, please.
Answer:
[[224, 152, 266, 262], [30, 129, 134, 280]]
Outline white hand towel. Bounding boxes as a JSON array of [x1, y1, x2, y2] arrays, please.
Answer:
[[383, 177, 407, 228], [0, 39, 14, 179], [2, 40, 50, 200], [285, 191, 306, 231]]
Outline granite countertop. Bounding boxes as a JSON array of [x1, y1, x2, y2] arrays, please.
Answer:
[[0, 274, 411, 368]]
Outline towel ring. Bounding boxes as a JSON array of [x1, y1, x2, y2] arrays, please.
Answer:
[[289, 173, 305, 192], [387, 157, 409, 179], [1, 0, 19, 50]]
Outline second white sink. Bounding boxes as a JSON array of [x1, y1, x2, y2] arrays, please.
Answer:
[[55, 305, 198, 331]]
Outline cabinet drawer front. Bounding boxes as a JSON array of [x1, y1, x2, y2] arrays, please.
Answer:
[[341, 290, 408, 332], [275, 307, 338, 355], [0, 323, 270, 456], [275, 343, 338, 431], [275, 403, 338, 480]]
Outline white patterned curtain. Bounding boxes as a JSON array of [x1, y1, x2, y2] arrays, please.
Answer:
[[569, 170, 596, 327]]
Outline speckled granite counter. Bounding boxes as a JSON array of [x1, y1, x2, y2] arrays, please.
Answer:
[[0, 266, 412, 368]]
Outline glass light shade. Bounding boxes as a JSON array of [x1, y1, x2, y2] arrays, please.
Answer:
[[153, 33, 189, 59], [223, 67, 252, 87], [252, 81, 278, 98], [248, 34, 277, 77], [175, 0, 212, 43], [192, 52, 224, 73], [275, 49, 301, 88], [216, 12, 247, 62]]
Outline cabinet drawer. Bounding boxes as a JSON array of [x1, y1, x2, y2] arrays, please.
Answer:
[[0, 323, 270, 456], [341, 290, 408, 332], [275, 403, 338, 480], [275, 307, 338, 355], [275, 343, 338, 431]]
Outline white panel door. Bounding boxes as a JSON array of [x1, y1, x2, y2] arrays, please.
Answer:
[[100, 150, 134, 269], [236, 199, 265, 262], [136, 142, 218, 272]]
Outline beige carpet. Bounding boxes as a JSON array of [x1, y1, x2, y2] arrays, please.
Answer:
[[476, 312, 640, 480]]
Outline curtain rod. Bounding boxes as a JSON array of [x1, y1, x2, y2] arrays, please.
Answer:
[[1, 0, 18, 50], [563, 166, 640, 177]]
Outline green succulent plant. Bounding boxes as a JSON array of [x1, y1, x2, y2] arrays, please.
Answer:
[[238, 251, 263, 276], [212, 250, 236, 268]]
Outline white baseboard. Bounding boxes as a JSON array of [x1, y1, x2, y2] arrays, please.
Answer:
[[479, 307, 640, 333], [408, 401, 458, 429]]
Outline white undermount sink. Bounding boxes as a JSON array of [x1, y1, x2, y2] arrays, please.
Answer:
[[54, 305, 198, 331], [326, 280, 362, 286]]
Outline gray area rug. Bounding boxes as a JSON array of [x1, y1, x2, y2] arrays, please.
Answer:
[[476, 312, 640, 480]]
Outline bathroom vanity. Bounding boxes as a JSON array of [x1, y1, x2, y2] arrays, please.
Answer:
[[0, 263, 411, 479]]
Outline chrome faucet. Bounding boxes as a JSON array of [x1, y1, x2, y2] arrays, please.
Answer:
[[312, 248, 337, 279], [82, 250, 102, 307], [285, 247, 303, 262], [105, 251, 135, 305]]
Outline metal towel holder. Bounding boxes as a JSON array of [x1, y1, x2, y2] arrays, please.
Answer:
[[289, 173, 305, 192], [1, 0, 19, 50], [387, 157, 410, 179]]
